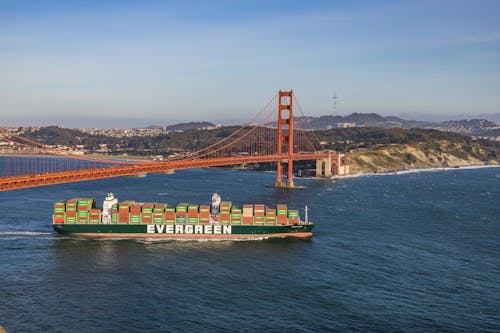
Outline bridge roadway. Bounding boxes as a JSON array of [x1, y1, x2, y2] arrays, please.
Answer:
[[0, 152, 330, 191]]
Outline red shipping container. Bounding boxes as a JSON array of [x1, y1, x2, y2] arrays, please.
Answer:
[[277, 216, 287, 225], [243, 216, 253, 225], [118, 213, 129, 223], [53, 217, 64, 224], [164, 211, 175, 220], [130, 205, 141, 214], [65, 211, 77, 217], [142, 204, 154, 211], [288, 217, 299, 225]]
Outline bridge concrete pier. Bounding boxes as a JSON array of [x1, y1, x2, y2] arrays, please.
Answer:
[[316, 152, 349, 177]]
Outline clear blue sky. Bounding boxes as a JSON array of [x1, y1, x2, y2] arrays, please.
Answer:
[[1, 0, 499, 127]]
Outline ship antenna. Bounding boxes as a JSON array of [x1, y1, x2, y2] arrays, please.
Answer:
[[305, 205, 308, 223]]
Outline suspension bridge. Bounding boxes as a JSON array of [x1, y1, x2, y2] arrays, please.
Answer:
[[0, 90, 347, 191]]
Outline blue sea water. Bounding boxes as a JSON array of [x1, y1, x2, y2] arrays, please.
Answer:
[[0, 167, 499, 332]]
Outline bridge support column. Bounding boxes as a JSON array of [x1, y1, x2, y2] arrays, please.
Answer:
[[316, 152, 349, 177], [275, 90, 295, 188], [316, 157, 332, 177]]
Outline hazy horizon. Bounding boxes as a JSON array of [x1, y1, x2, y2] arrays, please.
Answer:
[[1, 111, 499, 129], [1, 1, 499, 127]]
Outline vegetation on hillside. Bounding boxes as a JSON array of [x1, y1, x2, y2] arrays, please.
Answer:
[[22, 125, 499, 173]]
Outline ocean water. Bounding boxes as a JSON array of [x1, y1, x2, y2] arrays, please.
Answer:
[[0, 167, 499, 332]]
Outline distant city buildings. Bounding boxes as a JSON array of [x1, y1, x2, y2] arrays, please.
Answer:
[[337, 122, 357, 128]]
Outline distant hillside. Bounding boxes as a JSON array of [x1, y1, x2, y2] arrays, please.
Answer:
[[19, 124, 500, 173], [345, 141, 498, 174], [288, 113, 500, 139], [432, 119, 500, 138], [164, 122, 216, 131], [292, 113, 433, 130], [315, 127, 499, 174]]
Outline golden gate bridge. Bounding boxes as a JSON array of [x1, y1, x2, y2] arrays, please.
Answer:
[[0, 91, 346, 191]]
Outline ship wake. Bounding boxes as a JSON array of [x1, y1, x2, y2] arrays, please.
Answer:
[[0, 231, 52, 236]]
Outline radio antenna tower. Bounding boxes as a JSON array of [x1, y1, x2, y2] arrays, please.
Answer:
[[332, 92, 339, 116]]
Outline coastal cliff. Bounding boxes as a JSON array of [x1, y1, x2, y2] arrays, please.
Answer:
[[345, 141, 499, 174]]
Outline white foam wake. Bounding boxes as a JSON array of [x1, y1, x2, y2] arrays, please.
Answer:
[[334, 164, 500, 179], [0, 231, 51, 236]]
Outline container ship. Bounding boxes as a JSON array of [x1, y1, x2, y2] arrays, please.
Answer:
[[52, 193, 314, 239]]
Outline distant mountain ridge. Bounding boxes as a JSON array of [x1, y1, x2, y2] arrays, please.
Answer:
[[289, 113, 500, 139]]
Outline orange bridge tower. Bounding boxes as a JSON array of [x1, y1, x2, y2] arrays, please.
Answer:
[[275, 90, 295, 188]]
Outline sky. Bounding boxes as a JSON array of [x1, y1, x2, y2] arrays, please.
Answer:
[[1, 0, 499, 128]]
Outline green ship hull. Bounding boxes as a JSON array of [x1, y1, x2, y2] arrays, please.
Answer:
[[53, 223, 314, 240]]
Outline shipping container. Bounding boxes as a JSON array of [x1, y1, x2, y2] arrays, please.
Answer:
[[220, 201, 232, 214], [54, 202, 65, 213], [277, 204, 288, 215], [164, 208, 175, 222], [176, 203, 189, 212], [130, 204, 142, 214], [242, 204, 253, 216], [231, 218, 241, 225], [175, 216, 186, 223], [265, 217, 275, 225], [53, 212, 65, 224], [242, 216, 253, 225], [154, 203, 167, 210], [277, 216, 288, 225], [254, 216, 265, 225]]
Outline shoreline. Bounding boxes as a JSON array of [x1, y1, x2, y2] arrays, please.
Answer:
[[333, 164, 500, 179]]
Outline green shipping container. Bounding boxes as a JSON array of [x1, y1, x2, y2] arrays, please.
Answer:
[[265, 218, 275, 225], [199, 205, 210, 212]]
